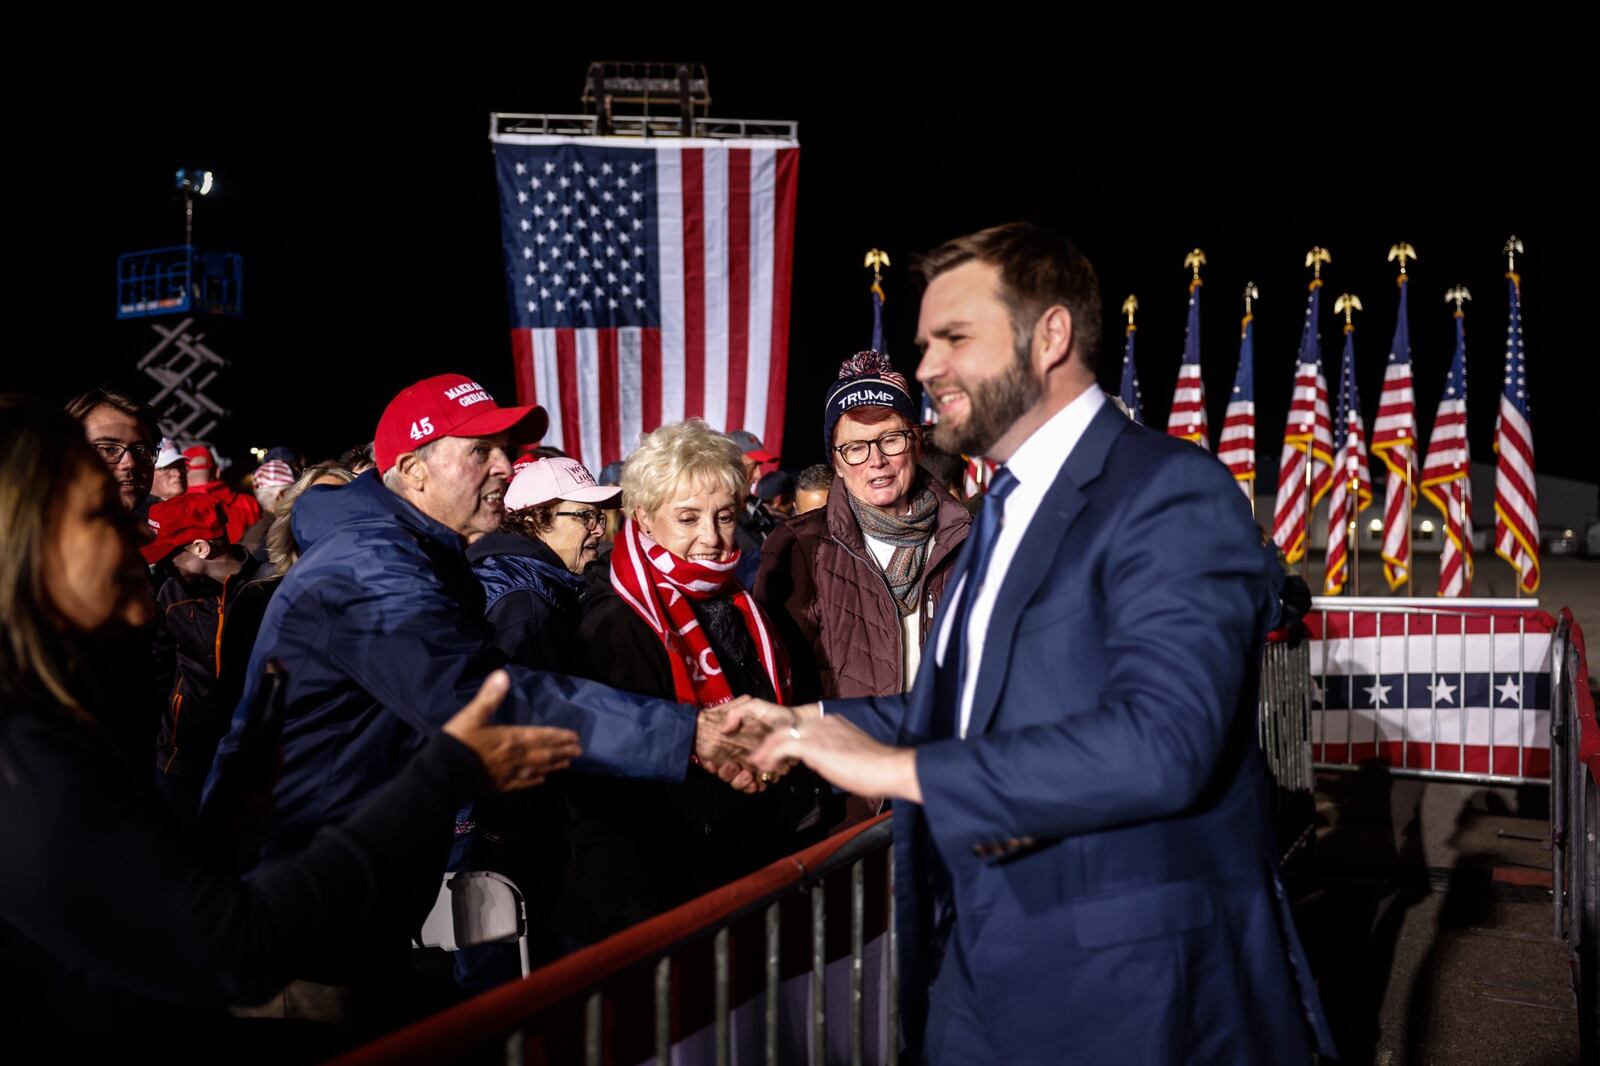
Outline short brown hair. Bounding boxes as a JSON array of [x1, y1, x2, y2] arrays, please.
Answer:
[[911, 222, 1102, 372], [64, 388, 160, 443], [499, 500, 559, 538]]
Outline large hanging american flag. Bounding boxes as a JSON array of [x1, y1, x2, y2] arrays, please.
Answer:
[[1272, 282, 1335, 563], [1494, 270, 1539, 593], [1323, 320, 1373, 595], [1217, 306, 1255, 500], [1420, 296, 1474, 597], [1371, 274, 1418, 590], [492, 134, 800, 469], [1166, 277, 1209, 448]]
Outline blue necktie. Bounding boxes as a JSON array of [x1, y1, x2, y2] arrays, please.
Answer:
[[931, 466, 1018, 739]]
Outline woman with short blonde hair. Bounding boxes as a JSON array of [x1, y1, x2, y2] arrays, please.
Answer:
[[618, 419, 747, 518], [558, 419, 828, 944]]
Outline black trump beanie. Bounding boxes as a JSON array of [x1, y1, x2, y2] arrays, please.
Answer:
[[822, 350, 919, 454]]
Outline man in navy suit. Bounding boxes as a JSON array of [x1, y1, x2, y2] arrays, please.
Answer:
[[752, 223, 1333, 1063]]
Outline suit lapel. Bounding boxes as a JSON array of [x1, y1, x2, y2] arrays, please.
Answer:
[[963, 404, 1128, 738]]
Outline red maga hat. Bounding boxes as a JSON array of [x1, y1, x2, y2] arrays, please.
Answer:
[[142, 494, 229, 563], [373, 373, 549, 474]]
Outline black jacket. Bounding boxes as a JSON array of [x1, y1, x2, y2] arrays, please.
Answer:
[[459, 534, 588, 959], [554, 571, 833, 943], [0, 694, 486, 1057], [152, 552, 268, 784]]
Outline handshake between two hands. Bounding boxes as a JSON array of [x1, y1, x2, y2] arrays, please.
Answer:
[[442, 672, 919, 803], [694, 696, 922, 803]]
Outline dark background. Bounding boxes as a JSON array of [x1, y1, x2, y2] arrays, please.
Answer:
[[7, 44, 1591, 480]]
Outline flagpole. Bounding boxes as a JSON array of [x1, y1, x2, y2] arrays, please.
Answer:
[[1303, 424, 1314, 586], [1376, 241, 1420, 598], [865, 249, 890, 353], [1243, 282, 1259, 521], [1302, 248, 1330, 586], [1504, 236, 1524, 600], [1444, 285, 1474, 598], [1391, 244, 1418, 598], [1336, 293, 1364, 597], [1406, 449, 1414, 596]]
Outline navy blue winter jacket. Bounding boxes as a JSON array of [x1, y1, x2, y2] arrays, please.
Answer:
[[203, 471, 697, 860], [467, 533, 585, 672]]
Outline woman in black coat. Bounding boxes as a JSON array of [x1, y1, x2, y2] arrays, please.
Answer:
[[556, 420, 833, 945], [453, 455, 621, 982], [0, 397, 580, 1057]]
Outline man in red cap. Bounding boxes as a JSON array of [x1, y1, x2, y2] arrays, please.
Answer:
[[183, 444, 262, 543], [144, 493, 267, 822], [205, 373, 776, 878]]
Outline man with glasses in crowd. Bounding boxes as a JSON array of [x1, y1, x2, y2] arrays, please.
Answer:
[[66, 388, 161, 515], [757, 350, 971, 704], [64, 389, 167, 763]]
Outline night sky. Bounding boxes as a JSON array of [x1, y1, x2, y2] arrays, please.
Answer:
[[11, 47, 1591, 482]]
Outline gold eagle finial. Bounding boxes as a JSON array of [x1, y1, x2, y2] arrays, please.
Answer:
[[1305, 246, 1332, 282]]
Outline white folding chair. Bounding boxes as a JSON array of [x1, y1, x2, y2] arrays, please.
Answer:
[[416, 871, 531, 977]]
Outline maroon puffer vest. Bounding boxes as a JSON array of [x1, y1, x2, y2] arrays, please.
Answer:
[[762, 480, 970, 699]]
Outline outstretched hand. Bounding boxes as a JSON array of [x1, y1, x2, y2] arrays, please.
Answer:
[[443, 671, 583, 791], [749, 706, 922, 803]]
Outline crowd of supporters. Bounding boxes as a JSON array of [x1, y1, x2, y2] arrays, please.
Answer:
[[0, 351, 984, 1056]]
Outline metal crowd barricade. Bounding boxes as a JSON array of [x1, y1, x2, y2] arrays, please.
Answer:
[[1258, 633, 1314, 795], [1303, 597, 1558, 786], [334, 813, 896, 1066], [1549, 608, 1600, 1054]]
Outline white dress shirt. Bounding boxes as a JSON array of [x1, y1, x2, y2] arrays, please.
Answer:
[[935, 386, 1106, 737]]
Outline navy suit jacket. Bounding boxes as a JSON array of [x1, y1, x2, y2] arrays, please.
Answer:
[[832, 404, 1334, 1064]]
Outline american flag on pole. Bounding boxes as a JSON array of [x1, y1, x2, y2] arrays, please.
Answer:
[[1272, 282, 1335, 563], [492, 134, 800, 468], [870, 274, 886, 355], [1494, 270, 1539, 593], [1166, 279, 1209, 448], [1118, 318, 1144, 424], [1420, 299, 1473, 597], [1323, 322, 1373, 595], [1217, 308, 1256, 500], [1371, 276, 1418, 590]]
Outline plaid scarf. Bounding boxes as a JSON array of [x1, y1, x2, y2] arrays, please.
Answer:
[[847, 485, 939, 616], [609, 517, 790, 708]]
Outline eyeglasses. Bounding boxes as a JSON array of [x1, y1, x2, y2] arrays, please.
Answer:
[[833, 429, 917, 467], [93, 441, 158, 465], [555, 509, 606, 530]]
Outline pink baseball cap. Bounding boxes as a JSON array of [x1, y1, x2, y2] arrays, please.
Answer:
[[373, 373, 549, 474], [505, 457, 621, 511]]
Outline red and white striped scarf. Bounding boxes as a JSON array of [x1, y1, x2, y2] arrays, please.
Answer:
[[609, 517, 791, 708]]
